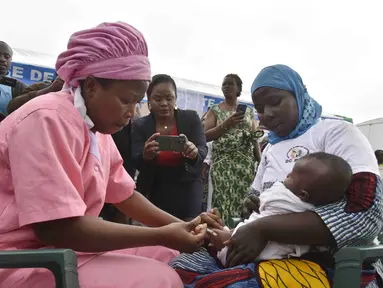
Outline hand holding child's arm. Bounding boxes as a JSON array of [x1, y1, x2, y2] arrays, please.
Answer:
[[200, 208, 224, 230]]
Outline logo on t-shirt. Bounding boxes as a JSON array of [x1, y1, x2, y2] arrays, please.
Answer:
[[262, 181, 276, 191], [285, 146, 309, 163]]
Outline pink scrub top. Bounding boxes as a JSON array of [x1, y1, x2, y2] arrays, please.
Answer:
[[0, 92, 144, 286]]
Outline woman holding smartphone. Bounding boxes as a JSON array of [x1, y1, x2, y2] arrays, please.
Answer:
[[131, 74, 207, 221], [203, 74, 262, 223]]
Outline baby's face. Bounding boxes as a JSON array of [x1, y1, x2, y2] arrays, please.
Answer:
[[284, 158, 328, 203]]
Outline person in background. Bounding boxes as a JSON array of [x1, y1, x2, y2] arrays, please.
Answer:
[[113, 104, 142, 178], [374, 150, 383, 165], [131, 74, 207, 221], [0, 22, 208, 288], [374, 150, 383, 179], [0, 41, 28, 115], [203, 73, 262, 222], [7, 76, 64, 114]]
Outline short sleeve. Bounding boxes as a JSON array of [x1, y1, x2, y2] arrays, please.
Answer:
[[314, 177, 383, 249], [105, 138, 136, 204], [320, 120, 379, 175], [210, 104, 219, 118], [251, 145, 269, 195], [7, 109, 87, 227], [314, 120, 383, 248]]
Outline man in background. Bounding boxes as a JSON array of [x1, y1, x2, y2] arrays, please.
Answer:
[[0, 41, 28, 116]]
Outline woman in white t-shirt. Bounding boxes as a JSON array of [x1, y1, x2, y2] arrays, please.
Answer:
[[170, 64, 382, 287]]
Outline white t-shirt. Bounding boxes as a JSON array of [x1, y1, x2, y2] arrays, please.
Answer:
[[253, 120, 380, 194]]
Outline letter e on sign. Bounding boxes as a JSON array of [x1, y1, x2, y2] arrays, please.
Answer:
[[43, 72, 55, 82], [12, 66, 24, 79]]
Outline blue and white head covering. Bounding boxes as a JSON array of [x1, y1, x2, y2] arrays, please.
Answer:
[[251, 64, 322, 145]]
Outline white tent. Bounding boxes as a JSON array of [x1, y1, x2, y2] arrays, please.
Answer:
[[356, 118, 383, 151], [13, 48, 57, 69], [11, 48, 250, 96], [10, 48, 253, 116], [10, 48, 352, 120]]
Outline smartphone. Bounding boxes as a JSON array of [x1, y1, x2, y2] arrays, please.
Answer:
[[156, 135, 186, 152], [236, 104, 247, 114]]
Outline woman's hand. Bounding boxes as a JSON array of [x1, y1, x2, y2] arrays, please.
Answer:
[[242, 194, 260, 219], [143, 133, 160, 161], [159, 217, 207, 253], [180, 134, 198, 160], [222, 112, 245, 129], [225, 221, 267, 267], [200, 208, 224, 230]]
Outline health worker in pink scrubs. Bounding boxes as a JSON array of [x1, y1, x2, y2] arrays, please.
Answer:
[[0, 21, 207, 288]]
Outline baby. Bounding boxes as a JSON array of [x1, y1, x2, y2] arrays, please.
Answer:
[[213, 152, 352, 266]]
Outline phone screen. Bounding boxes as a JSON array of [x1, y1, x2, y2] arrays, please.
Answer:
[[236, 104, 247, 114], [156, 136, 185, 152]]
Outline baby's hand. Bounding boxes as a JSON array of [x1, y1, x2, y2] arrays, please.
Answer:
[[209, 228, 232, 250]]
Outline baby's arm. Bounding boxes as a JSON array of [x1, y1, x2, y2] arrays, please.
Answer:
[[209, 228, 233, 250]]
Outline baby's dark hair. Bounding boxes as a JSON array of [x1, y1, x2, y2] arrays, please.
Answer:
[[147, 74, 177, 99], [225, 74, 242, 96], [303, 152, 352, 204]]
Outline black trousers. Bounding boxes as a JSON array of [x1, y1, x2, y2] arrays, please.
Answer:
[[148, 178, 204, 221]]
